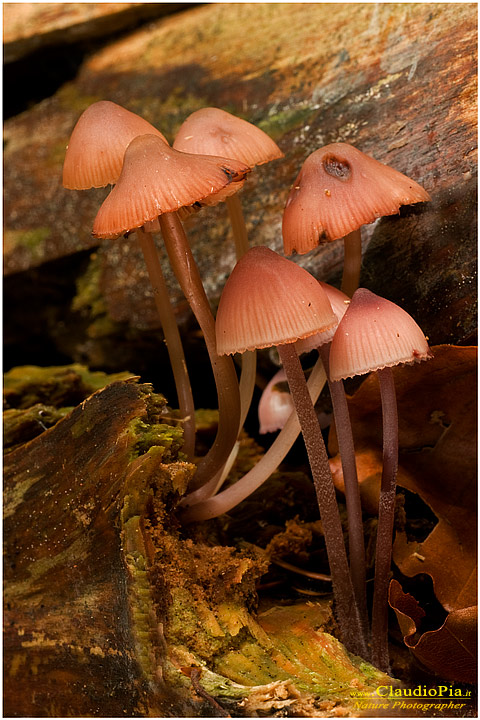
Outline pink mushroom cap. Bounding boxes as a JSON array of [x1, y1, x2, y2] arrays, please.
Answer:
[[295, 282, 350, 354], [282, 142, 431, 255], [173, 107, 283, 168], [216, 246, 337, 355], [258, 368, 293, 434], [92, 134, 250, 238], [329, 288, 433, 381], [63, 100, 168, 190]]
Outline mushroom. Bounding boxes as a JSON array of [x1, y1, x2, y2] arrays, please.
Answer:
[[62, 101, 198, 457], [185, 246, 367, 658], [93, 133, 251, 490], [63, 100, 168, 189], [174, 107, 284, 434], [173, 107, 283, 258], [329, 287, 433, 671], [257, 369, 293, 435], [282, 142, 431, 297], [296, 283, 369, 638]]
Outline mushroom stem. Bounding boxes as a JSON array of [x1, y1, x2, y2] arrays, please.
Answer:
[[226, 194, 257, 433], [136, 227, 196, 460], [159, 211, 241, 489], [226, 193, 249, 258], [319, 343, 369, 643], [238, 350, 256, 429], [180, 355, 327, 514], [277, 342, 367, 658], [371, 366, 399, 673], [341, 228, 362, 297]]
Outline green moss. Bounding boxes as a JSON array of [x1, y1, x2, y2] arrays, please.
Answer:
[[4, 364, 134, 411], [131, 420, 184, 461], [258, 104, 318, 141]]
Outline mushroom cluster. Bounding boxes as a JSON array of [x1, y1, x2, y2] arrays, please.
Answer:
[[63, 101, 431, 670]]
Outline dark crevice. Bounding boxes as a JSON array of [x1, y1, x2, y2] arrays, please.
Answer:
[[400, 488, 439, 544]]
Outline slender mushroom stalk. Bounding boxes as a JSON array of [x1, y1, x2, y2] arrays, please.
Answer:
[[158, 211, 242, 486], [342, 228, 362, 297], [276, 342, 367, 658], [319, 343, 369, 640], [135, 226, 196, 458], [296, 281, 368, 640], [182, 354, 327, 511], [62, 101, 196, 457], [372, 366, 399, 671], [92, 134, 251, 488], [329, 288, 433, 672], [282, 142, 431, 297], [174, 107, 284, 428], [188, 246, 368, 658]]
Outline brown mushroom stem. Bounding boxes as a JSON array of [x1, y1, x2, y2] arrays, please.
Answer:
[[159, 211, 241, 489], [136, 226, 196, 460], [319, 343, 369, 642], [226, 193, 249, 258], [341, 228, 362, 297], [226, 194, 257, 433], [181, 355, 327, 514], [371, 366, 398, 673], [276, 342, 367, 658], [238, 350, 256, 429]]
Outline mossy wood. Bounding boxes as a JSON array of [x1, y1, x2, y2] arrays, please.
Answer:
[[4, 367, 393, 717]]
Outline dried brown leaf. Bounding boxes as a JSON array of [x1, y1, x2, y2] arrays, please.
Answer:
[[389, 579, 477, 684]]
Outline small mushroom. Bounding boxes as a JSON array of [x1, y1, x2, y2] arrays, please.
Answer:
[[62, 102, 197, 457], [282, 143, 431, 297], [93, 133, 251, 490], [329, 287, 433, 671], [257, 368, 293, 435], [174, 107, 284, 434], [63, 100, 168, 189], [184, 246, 367, 659], [296, 283, 368, 638], [174, 107, 283, 258]]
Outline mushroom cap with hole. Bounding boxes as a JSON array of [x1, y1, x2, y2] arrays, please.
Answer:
[[328, 288, 433, 380], [173, 107, 284, 168], [216, 246, 337, 355], [63, 100, 168, 190], [92, 134, 250, 239], [295, 282, 350, 354], [282, 142, 431, 255]]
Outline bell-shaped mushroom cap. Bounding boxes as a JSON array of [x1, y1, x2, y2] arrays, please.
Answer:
[[329, 288, 433, 381], [282, 142, 431, 255], [173, 107, 284, 168], [63, 100, 168, 190], [295, 282, 350, 353], [258, 368, 293, 434], [216, 246, 337, 355], [93, 134, 250, 239]]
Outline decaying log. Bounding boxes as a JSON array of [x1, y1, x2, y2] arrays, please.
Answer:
[[4, 376, 196, 717], [4, 368, 396, 718]]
